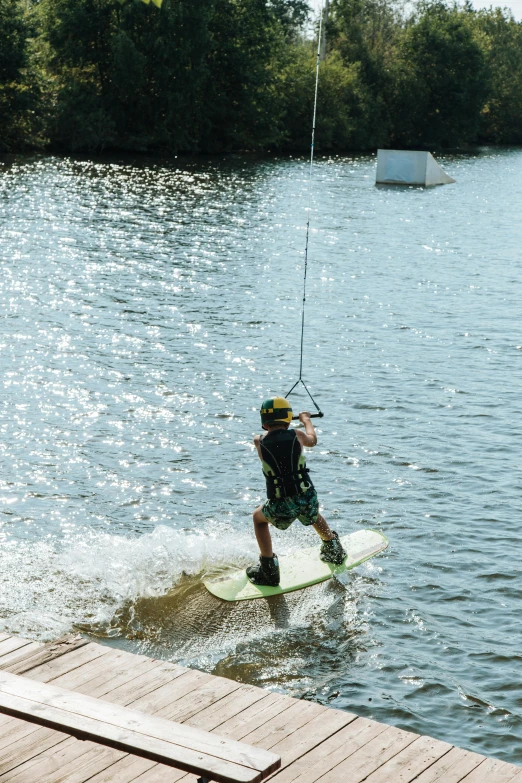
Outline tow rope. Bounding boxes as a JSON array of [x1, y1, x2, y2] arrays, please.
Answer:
[[286, 7, 324, 422]]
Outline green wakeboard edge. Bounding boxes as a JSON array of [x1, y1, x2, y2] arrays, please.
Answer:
[[203, 528, 389, 602]]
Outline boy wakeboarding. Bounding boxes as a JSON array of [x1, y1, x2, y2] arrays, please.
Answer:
[[246, 396, 347, 586]]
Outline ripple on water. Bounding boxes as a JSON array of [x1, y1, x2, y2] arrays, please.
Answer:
[[1, 150, 522, 763]]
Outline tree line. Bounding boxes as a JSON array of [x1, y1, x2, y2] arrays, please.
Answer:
[[1, 0, 522, 153]]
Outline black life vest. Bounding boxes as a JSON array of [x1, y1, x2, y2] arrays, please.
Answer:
[[260, 429, 313, 500]]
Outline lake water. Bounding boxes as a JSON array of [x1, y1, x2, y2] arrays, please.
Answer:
[[1, 149, 521, 764]]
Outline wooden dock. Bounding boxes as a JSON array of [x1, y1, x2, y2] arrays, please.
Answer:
[[0, 632, 520, 782]]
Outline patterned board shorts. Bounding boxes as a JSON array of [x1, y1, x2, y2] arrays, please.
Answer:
[[261, 486, 319, 531]]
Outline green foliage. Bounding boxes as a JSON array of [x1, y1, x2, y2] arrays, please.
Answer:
[[39, 0, 213, 151], [278, 46, 378, 150], [0, 0, 26, 82], [324, 0, 401, 147], [198, 0, 284, 151], [2, 0, 522, 152], [331, 0, 403, 69], [0, 0, 40, 150], [475, 8, 522, 144], [268, 0, 309, 40], [391, 3, 489, 147], [36, 0, 290, 152]]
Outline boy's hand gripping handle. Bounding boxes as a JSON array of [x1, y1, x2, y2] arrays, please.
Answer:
[[291, 412, 324, 420]]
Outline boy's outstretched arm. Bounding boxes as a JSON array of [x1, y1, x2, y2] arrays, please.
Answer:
[[295, 411, 317, 448], [253, 433, 263, 460]]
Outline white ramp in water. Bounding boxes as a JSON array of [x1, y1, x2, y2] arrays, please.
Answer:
[[376, 149, 455, 186]]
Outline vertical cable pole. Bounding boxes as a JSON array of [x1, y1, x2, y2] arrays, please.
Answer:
[[298, 7, 323, 383]]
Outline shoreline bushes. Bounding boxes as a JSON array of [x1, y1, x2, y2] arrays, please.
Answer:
[[1, 0, 522, 153]]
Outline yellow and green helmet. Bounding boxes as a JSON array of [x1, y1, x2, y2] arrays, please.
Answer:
[[260, 396, 293, 427]]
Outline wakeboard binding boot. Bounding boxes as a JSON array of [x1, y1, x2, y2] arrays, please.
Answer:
[[246, 554, 280, 586], [320, 531, 347, 565]]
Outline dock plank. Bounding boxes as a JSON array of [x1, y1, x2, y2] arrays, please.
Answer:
[[218, 694, 300, 741], [97, 661, 189, 706], [412, 747, 488, 783], [172, 699, 355, 783], [0, 634, 520, 783], [266, 706, 355, 768], [130, 764, 188, 783], [0, 642, 42, 671], [0, 647, 146, 748], [61, 656, 168, 699], [0, 670, 278, 772], [0, 725, 70, 777], [309, 724, 418, 783], [361, 734, 453, 782], [75, 753, 157, 783], [0, 737, 108, 783], [268, 716, 389, 783], [0, 716, 56, 755], [2, 636, 88, 676], [0, 638, 36, 661], [48, 745, 124, 783], [459, 758, 522, 783], [0, 736, 120, 783], [22, 643, 109, 683], [188, 686, 271, 732], [0, 686, 278, 783], [241, 700, 325, 750], [46, 648, 150, 692], [84, 685, 281, 783], [128, 668, 214, 715], [159, 676, 243, 723], [0, 671, 281, 783], [0, 645, 190, 780], [102, 692, 304, 783], [0, 651, 176, 781], [0, 652, 205, 783]]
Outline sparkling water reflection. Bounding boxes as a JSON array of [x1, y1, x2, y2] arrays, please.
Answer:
[[1, 150, 521, 763]]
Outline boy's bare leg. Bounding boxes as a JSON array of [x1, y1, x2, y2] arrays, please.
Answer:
[[253, 507, 274, 557], [313, 513, 337, 541]]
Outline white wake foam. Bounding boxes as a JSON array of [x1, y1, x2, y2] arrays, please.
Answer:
[[0, 525, 260, 641]]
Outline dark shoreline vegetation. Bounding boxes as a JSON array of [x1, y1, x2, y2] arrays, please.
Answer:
[[1, 0, 522, 155]]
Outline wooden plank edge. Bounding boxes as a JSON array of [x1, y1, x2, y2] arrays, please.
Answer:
[[0, 691, 281, 783], [261, 712, 360, 782], [0, 637, 36, 656], [0, 670, 280, 773], [0, 639, 42, 665], [1, 635, 89, 675]]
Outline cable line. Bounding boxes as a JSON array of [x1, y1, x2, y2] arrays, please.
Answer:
[[286, 6, 324, 421]]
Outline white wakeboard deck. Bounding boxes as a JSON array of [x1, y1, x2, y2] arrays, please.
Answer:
[[204, 529, 388, 602]]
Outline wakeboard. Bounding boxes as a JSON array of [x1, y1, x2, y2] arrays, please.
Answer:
[[203, 529, 388, 602]]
